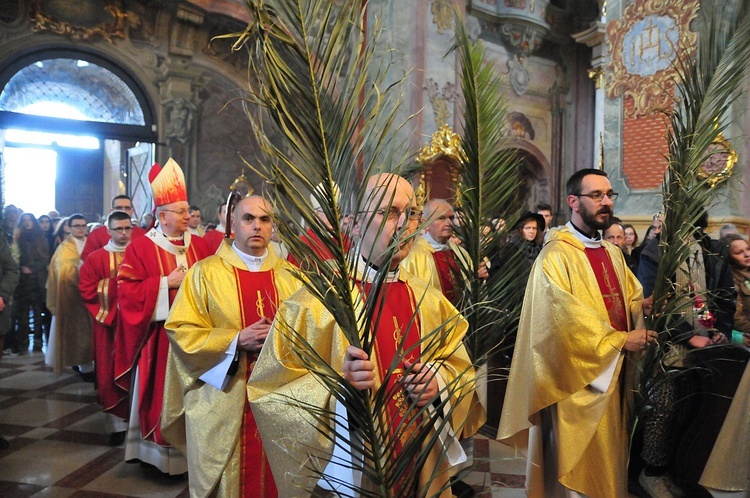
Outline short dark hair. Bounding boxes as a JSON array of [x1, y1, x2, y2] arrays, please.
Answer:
[[536, 202, 552, 212], [107, 210, 132, 226], [189, 205, 201, 213], [566, 169, 609, 196], [67, 213, 85, 225], [111, 195, 132, 208]]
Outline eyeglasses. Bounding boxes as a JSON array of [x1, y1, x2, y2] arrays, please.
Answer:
[[113, 205, 134, 212], [70, 224, 87, 229], [366, 207, 422, 222], [109, 226, 133, 233], [575, 191, 618, 202], [162, 208, 189, 216]]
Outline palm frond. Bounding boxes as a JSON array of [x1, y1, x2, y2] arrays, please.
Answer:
[[233, 1, 481, 496], [638, 4, 750, 413], [450, 10, 526, 363]]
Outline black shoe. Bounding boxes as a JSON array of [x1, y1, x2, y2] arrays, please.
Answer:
[[109, 431, 126, 446], [79, 371, 95, 383], [0, 437, 9, 450]]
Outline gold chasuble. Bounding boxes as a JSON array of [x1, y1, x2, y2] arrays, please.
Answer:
[[46, 236, 92, 375], [162, 243, 301, 497], [247, 262, 484, 498], [497, 225, 644, 498]]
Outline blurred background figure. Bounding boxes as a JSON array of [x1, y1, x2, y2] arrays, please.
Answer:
[[7, 213, 49, 354]]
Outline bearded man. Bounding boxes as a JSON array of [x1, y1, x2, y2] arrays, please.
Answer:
[[498, 168, 656, 498]]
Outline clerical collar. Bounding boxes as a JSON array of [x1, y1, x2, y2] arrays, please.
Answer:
[[567, 221, 602, 249], [232, 242, 268, 271], [157, 225, 184, 243], [356, 255, 400, 283], [104, 240, 128, 253], [423, 232, 450, 251]]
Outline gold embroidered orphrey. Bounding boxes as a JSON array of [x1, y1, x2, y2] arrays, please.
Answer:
[[606, 0, 699, 117]]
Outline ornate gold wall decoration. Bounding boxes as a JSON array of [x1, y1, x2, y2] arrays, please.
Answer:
[[698, 134, 737, 188], [417, 124, 465, 165], [431, 0, 454, 34], [30, 0, 129, 44], [605, 0, 699, 117], [424, 79, 456, 130]]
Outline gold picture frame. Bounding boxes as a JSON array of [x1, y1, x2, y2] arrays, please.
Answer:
[[698, 133, 737, 188]]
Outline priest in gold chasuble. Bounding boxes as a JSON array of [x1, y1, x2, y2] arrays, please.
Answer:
[[498, 169, 654, 498], [162, 196, 301, 497], [248, 174, 484, 497]]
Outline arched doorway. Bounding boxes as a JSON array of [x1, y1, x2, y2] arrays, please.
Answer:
[[0, 50, 156, 222]]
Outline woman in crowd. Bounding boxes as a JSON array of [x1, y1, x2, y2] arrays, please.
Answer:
[[37, 215, 56, 255], [722, 233, 750, 347], [623, 223, 639, 255], [8, 214, 49, 353]]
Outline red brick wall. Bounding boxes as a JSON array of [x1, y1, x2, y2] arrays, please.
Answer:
[[621, 98, 670, 190]]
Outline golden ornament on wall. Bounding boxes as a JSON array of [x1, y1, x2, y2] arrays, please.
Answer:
[[417, 124, 465, 165], [30, 0, 129, 43], [698, 134, 737, 188], [605, 0, 699, 117]]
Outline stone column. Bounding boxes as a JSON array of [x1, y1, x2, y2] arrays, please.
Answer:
[[572, 1, 607, 169]]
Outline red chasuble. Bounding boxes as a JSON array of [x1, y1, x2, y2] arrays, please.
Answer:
[[78, 247, 129, 419], [82, 224, 146, 261], [432, 250, 459, 306], [362, 280, 422, 495], [234, 267, 279, 498], [585, 247, 628, 331], [116, 234, 211, 445]]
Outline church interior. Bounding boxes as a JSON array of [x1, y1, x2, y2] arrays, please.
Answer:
[[0, 0, 748, 497]]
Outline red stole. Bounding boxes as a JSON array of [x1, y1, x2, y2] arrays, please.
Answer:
[[234, 267, 279, 498], [432, 249, 459, 305], [362, 280, 421, 495], [585, 247, 628, 331]]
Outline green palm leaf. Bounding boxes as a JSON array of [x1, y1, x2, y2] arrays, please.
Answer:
[[232, 2, 481, 496], [638, 4, 750, 415], [450, 11, 526, 364]]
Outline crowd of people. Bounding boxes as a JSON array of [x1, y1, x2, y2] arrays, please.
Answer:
[[0, 163, 747, 498]]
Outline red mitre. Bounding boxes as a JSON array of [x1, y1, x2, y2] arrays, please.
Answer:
[[149, 158, 187, 207]]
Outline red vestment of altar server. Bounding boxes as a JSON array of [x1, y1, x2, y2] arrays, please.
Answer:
[[116, 231, 210, 445], [82, 224, 146, 261], [79, 247, 129, 419], [287, 227, 352, 267], [203, 228, 230, 254]]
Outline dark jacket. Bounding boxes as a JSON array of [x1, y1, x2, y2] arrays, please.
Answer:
[[0, 236, 20, 336]]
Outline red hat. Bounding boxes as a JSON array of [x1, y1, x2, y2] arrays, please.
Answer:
[[149, 158, 187, 207]]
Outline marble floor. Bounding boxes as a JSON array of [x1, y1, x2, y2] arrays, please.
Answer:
[[0, 349, 534, 497]]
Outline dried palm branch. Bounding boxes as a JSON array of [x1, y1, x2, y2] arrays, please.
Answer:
[[228, 1, 481, 496], [450, 11, 526, 365], [637, 3, 750, 416]]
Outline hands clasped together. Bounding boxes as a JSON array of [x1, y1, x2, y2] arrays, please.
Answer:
[[342, 345, 439, 407]]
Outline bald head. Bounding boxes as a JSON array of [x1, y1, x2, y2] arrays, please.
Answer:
[[232, 196, 274, 256], [358, 173, 416, 269]]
